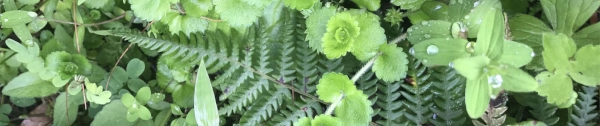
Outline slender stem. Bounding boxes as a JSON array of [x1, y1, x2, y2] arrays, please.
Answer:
[[0, 53, 16, 64], [38, 13, 126, 27], [351, 55, 378, 82], [324, 93, 345, 115], [72, 1, 81, 53], [390, 33, 408, 44]]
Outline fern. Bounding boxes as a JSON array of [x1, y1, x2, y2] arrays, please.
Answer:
[[356, 71, 379, 116], [273, 8, 300, 85], [317, 55, 345, 74], [525, 93, 559, 125], [400, 56, 434, 125], [569, 85, 599, 126], [473, 95, 508, 126], [429, 67, 467, 126], [266, 99, 323, 126], [375, 80, 405, 126], [293, 10, 319, 94], [239, 86, 290, 125]]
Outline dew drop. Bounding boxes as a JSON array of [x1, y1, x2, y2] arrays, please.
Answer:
[[424, 34, 431, 39], [414, 27, 419, 30], [426, 45, 439, 55], [449, 62, 454, 68], [488, 74, 503, 88], [409, 47, 415, 55], [27, 12, 37, 18], [464, 15, 470, 19], [473, 1, 481, 7], [434, 5, 442, 10], [407, 28, 413, 32], [531, 52, 535, 57], [421, 21, 429, 25], [423, 59, 429, 63], [3, 19, 7, 22], [445, 38, 450, 40]]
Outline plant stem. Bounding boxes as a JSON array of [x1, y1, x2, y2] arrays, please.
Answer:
[[390, 33, 408, 44], [0, 52, 15, 64], [351, 55, 378, 82], [324, 93, 345, 115]]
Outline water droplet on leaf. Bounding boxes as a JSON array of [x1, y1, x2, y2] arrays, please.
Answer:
[[421, 21, 429, 25], [424, 34, 431, 39], [27, 12, 37, 18], [531, 52, 535, 57], [488, 74, 503, 88], [449, 62, 454, 68], [407, 28, 413, 32], [426, 45, 439, 55], [409, 47, 415, 55]]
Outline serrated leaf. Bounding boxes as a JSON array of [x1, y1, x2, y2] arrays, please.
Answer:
[[335, 92, 373, 126], [542, 33, 576, 72], [372, 44, 408, 82], [498, 40, 534, 67], [453, 56, 490, 80], [160, 12, 209, 36], [312, 115, 342, 126], [350, 0, 380, 11], [283, 0, 317, 10], [407, 20, 453, 44], [180, 0, 212, 17], [420, 1, 449, 20], [214, 0, 262, 27], [306, 5, 337, 53], [322, 12, 360, 59], [128, 0, 171, 21], [412, 38, 471, 66], [194, 60, 219, 126], [499, 64, 538, 92], [316, 72, 357, 103], [573, 23, 600, 47], [126, 58, 145, 78], [540, 0, 600, 36], [463, 0, 502, 38], [391, 0, 427, 11], [569, 45, 600, 86], [91, 100, 136, 126], [2, 72, 59, 98], [474, 9, 504, 60], [536, 71, 574, 107], [0, 10, 36, 28], [348, 11, 386, 61], [465, 76, 490, 118], [136, 86, 151, 105]]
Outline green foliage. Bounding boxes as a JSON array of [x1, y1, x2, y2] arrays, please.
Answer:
[[194, 60, 219, 126], [400, 57, 433, 125], [429, 67, 467, 126], [569, 85, 599, 126]]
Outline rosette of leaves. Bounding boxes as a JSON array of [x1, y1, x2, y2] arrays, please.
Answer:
[[121, 86, 153, 122], [45, 51, 92, 87], [412, 9, 538, 118]]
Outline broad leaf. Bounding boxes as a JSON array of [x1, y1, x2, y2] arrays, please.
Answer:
[[542, 33, 576, 72], [499, 64, 538, 92], [407, 20, 453, 44], [194, 60, 219, 126], [5, 39, 28, 54], [214, 0, 263, 27], [348, 10, 386, 61], [335, 92, 373, 126], [306, 5, 337, 53], [136, 86, 151, 105], [540, 0, 600, 36], [316, 72, 357, 103], [572, 22, 600, 47], [453, 56, 490, 80], [569, 45, 600, 86], [128, 0, 170, 21], [322, 12, 360, 59], [91, 100, 136, 126], [536, 71, 574, 108], [312, 115, 342, 126], [508, 14, 554, 70], [53, 92, 83, 126], [465, 76, 490, 118], [498, 40, 534, 67], [372, 44, 408, 82], [448, 0, 477, 22], [474, 9, 504, 60], [463, 0, 502, 38], [126, 58, 145, 78], [2, 72, 59, 98], [412, 38, 471, 66], [0, 10, 36, 28]]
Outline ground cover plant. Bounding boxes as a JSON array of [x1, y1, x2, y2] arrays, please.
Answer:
[[1, 0, 600, 125]]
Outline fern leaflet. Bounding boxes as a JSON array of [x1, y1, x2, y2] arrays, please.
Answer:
[[568, 85, 598, 126]]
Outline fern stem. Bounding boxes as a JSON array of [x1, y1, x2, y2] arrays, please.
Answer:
[[352, 55, 378, 82]]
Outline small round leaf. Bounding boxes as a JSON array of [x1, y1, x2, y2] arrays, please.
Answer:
[[126, 58, 145, 78]]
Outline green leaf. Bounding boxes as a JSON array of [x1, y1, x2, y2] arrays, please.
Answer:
[[136, 86, 151, 105], [463, 0, 502, 38], [214, 0, 262, 27], [0, 104, 11, 114], [540, 0, 600, 36], [294, 117, 312, 126], [391, 0, 426, 10], [10, 97, 36, 107], [322, 12, 360, 59], [53, 92, 83, 126], [111, 67, 129, 84], [283, 0, 317, 10], [128, 0, 171, 21], [499, 65, 538, 92], [465, 76, 491, 118], [171, 104, 184, 115], [412, 38, 471, 66], [453, 56, 490, 80], [52, 76, 70, 87], [536, 71, 574, 108], [312, 115, 342, 126], [569, 45, 600, 86], [13, 25, 34, 45], [448, 0, 477, 22], [122, 93, 136, 108], [138, 106, 152, 120], [306, 5, 337, 53], [0, 10, 36, 28], [372, 44, 408, 82], [17, 0, 40, 5], [474, 9, 504, 60], [127, 78, 146, 93], [27, 17, 48, 33], [2, 72, 59, 98], [173, 85, 194, 108], [498, 40, 534, 67], [5, 39, 28, 54], [185, 110, 198, 125], [160, 12, 209, 36], [91, 100, 136, 126], [335, 92, 373, 126], [573, 23, 600, 47], [316, 72, 357, 103], [126, 58, 145, 78], [420, 1, 449, 20], [542, 33, 576, 72], [194, 60, 219, 126], [407, 20, 453, 44], [154, 109, 172, 126], [83, 0, 109, 8], [348, 10, 386, 61], [350, 0, 380, 11], [127, 107, 140, 122]]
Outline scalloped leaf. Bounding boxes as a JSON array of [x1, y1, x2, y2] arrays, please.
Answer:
[[294, 117, 312, 126], [536, 71, 574, 108], [498, 40, 534, 67], [316, 72, 357, 103], [322, 12, 360, 59], [283, 0, 317, 10], [347, 10, 387, 61], [541, 33, 576, 72], [407, 20, 453, 44], [306, 5, 337, 53], [412, 38, 471, 66], [312, 115, 342, 126], [372, 44, 408, 82], [128, 0, 171, 21], [508, 14, 553, 70], [181, 0, 212, 17], [350, 0, 380, 11], [569, 45, 600, 86], [335, 92, 373, 126], [161, 12, 209, 36], [573, 22, 600, 47], [214, 0, 263, 27]]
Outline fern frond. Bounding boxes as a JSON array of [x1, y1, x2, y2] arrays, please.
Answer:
[[293, 14, 319, 94], [356, 71, 379, 116], [376, 80, 405, 126], [238, 86, 290, 125], [317, 55, 344, 74], [267, 98, 323, 126], [273, 8, 300, 84], [429, 67, 467, 126], [473, 106, 508, 126], [568, 85, 598, 126], [400, 56, 434, 125], [524, 93, 559, 125]]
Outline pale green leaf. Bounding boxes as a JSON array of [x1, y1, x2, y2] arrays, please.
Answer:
[[111, 67, 129, 83], [372, 44, 408, 82], [572, 22, 600, 48], [391, 0, 427, 10], [283, 0, 317, 10], [126, 58, 145, 78], [499, 64, 538, 92], [136, 86, 151, 105], [5, 39, 28, 54], [0, 10, 36, 28], [508, 14, 553, 68], [453, 56, 490, 80], [194, 60, 219, 126], [294, 117, 312, 126], [181, 0, 212, 17], [138, 106, 152, 120], [306, 5, 337, 53], [474, 9, 504, 60], [412, 38, 471, 66], [540, 0, 600, 36], [465, 76, 490, 118], [122, 93, 136, 108], [448, 0, 477, 22], [185, 110, 197, 125], [312, 115, 342, 126], [407, 10, 431, 25], [542, 33, 576, 72], [90, 100, 136, 126], [128, 0, 171, 21], [52, 76, 70, 87], [127, 108, 140, 122], [2, 72, 59, 98], [17, 0, 40, 5], [13, 25, 34, 44], [53, 92, 83, 126], [316, 72, 357, 103], [463, 0, 502, 38], [407, 20, 453, 44], [128, 78, 146, 93], [214, 0, 262, 27], [535, 71, 574, 107], [335, 92, 373, 126], [350, 0, 380, 11], [420, 1, 449, 21], [322, 12, 359, 59], [83, 0, 109, 8], [171, 104, 184, 115], [569, 45, 600, 86], [498, 40, 534, 67], [348, 10, 386, 61]]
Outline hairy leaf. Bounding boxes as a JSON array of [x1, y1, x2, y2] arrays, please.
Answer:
[[306, 5, 337, 53], [335, 92, 373, 126], [373, 44, 408, 82], [322, 12, 359, 59], [536, 71, 574, 108], [465, 75, 490, 118], [283, 0, 317, 10], [348, 10, 386, 61], [214, 0, 263, 27], [316, 72, 357, 103]]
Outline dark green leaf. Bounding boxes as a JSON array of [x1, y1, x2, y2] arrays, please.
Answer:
[[572, 23, 600, 48], [540, 0, 600, 36], [420, 1, 449, 20], [412, 38, 471, 66], [463, 0, 502, 38], [53, 92, 83, 126], [91, 100, 136, 126]]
